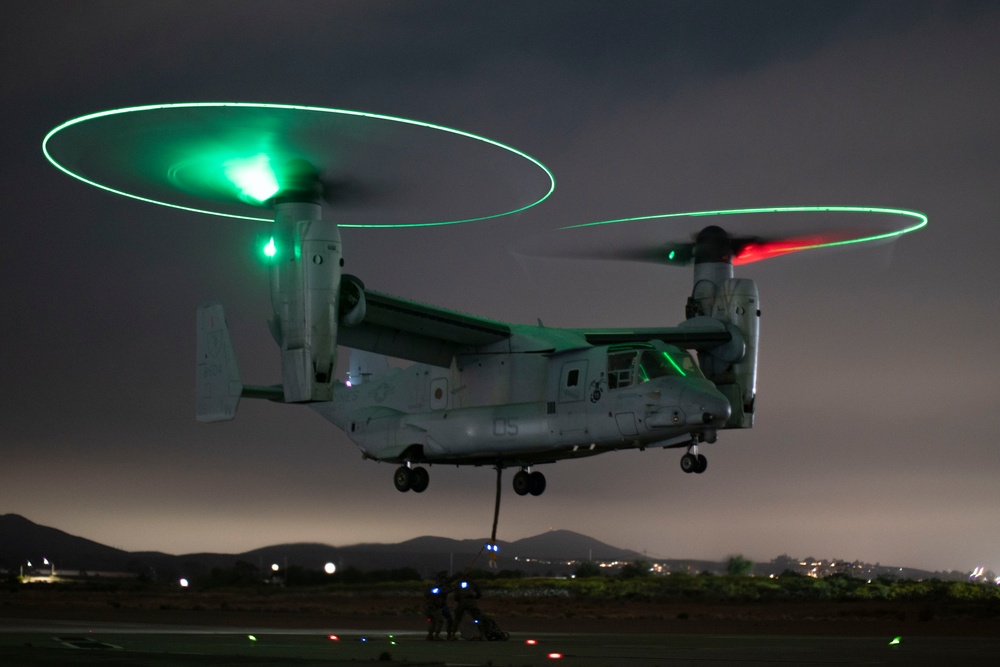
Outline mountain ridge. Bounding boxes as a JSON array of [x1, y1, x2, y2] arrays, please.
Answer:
[[0, 514, 641, 577], [1, 514, 966, 581]]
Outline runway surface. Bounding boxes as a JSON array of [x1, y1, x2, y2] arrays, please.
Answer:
[[3, 618, 1000, 666]]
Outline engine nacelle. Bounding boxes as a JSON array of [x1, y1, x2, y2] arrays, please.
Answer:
[[268, 202, 342, 403], [691, 277, 760, 429]]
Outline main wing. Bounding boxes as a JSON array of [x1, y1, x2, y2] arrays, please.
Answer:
[[339, 283, 734, 367], [581, 316, 733, 349], [338, 288, 513, 366]]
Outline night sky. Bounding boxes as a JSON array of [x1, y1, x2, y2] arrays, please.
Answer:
[[4, 1, 998, 574]]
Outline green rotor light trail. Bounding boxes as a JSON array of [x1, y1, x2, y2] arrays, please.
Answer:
[[563, 206, 927, 264], [42, 102, 556, 227]]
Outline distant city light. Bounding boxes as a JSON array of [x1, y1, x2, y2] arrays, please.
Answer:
[[324, 562, 336, 574]]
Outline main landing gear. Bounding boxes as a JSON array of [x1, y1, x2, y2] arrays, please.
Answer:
[[680, 446, 708, 474], [394, 464, 429, 492], [392, 464, 547, 495], [512, 468, 546, 496]]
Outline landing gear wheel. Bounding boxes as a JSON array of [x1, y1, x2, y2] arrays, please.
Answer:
[[680, 453, 698, 474], [411, 466, 430, 493], [528, 471, 546, 496], [393, 466, 413, 492], [695, 454, 708, 474], [512, 470, 531, 496]]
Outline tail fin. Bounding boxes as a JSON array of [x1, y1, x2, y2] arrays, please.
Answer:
[[196, 303, 243, 422]]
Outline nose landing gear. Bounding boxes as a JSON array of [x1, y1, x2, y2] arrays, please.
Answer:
[[680, 445, 708, 474]]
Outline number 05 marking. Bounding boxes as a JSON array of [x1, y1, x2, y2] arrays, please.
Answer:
[[493, 418, 518, 436]]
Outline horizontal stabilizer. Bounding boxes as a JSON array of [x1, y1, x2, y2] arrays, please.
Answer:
[[196, 303, 243, 422]]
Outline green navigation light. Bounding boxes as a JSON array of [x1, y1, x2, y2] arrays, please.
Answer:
[[263, 236, 276, 258], [889, 636, 901, 645], [224, 154, 279, 203]]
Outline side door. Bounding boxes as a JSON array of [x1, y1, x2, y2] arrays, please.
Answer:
[[557, 360, 588, 434]]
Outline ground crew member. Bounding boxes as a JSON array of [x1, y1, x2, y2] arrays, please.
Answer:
[[423, 572, 453, 640], [450, 577, 483, 640]]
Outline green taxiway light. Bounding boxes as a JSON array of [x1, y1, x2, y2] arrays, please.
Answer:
[[42, 102, 556, 227], [248, 635, 257, 642], [563, 206, 927, 253]]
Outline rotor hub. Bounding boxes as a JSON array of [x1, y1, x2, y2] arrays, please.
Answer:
[[693, 225, 735, 265]]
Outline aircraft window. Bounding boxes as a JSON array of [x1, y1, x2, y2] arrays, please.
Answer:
[[637, 350, 702, 381], [566, 369, 580, 387], [607, 351, 636, 389]]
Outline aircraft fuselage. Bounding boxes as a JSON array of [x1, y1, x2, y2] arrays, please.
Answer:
[[311, 336, 731, 468]]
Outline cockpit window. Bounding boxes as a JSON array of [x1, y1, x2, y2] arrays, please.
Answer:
[[607, 351, 636, 389], [608, 346, 702, 389], [637, 349, 702, 382]]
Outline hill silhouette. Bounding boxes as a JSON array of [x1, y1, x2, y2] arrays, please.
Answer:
[[0, 514, 641, 578]]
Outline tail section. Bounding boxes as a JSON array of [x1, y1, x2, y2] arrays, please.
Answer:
[[347, 348, 390, 386], [196, 303, 243, 422]]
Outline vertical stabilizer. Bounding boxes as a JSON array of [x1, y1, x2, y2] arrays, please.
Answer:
[[196, 303, 243, 422]]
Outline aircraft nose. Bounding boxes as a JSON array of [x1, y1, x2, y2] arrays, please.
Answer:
[[683, 383, 731, 427]]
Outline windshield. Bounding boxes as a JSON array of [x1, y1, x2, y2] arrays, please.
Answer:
[[607, 347, 703, 389], [637, 349, 702, 382]]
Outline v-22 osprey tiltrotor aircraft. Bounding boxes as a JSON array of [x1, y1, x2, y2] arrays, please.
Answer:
[[196, 194, 757, 498], [41, 103, 923, 500]]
